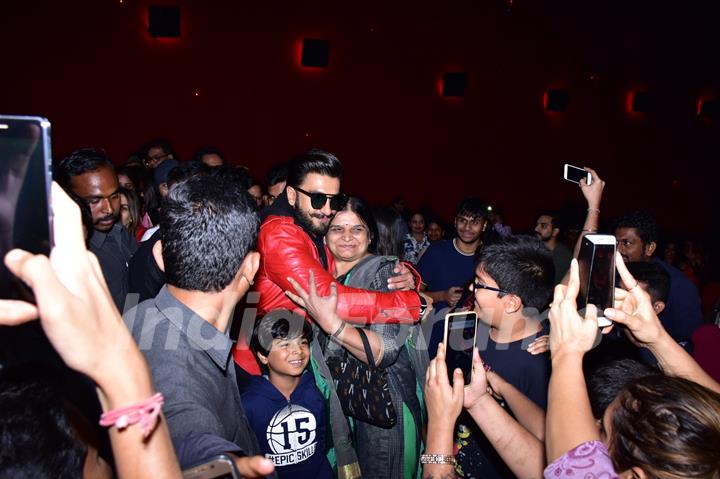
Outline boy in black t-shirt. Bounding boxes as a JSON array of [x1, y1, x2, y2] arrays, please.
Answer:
[[454, 235, 554, 479]]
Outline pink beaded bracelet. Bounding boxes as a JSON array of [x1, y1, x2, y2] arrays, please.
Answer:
[[99, 393, 164, 438]]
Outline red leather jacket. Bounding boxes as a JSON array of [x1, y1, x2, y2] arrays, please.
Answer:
[[234, 214, 422, 373]]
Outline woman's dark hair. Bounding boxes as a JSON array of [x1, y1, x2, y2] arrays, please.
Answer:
[[116, 164, 151, 196], [335, 197, 379, 254], [609, 374, 720, 478], [143, 183, 161, 226], [409, 211, 426, 225], [371, 205, 405, 258], [119, 187, 142, 238]]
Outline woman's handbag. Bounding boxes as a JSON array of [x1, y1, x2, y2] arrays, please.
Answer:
[[325, 327, 398, 428]]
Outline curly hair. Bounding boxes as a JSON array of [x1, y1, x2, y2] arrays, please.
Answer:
[[609, 374, 720, 478], [614, 211, 659, 246]]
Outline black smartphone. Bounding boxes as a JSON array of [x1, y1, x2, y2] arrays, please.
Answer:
[[577, 234, 616, 327], [0, 115, 53, 300], [182, 454, 241, 479], [443, 311, 478, 385]]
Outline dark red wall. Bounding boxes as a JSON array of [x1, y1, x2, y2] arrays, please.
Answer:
[[2, 0, 719, 235]]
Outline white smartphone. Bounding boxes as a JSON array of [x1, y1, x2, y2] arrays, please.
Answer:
[[182, 454, 241, 479], [563, 164, 593, 185], [443, 311, 478, 385], [577, 234, 615, 327]]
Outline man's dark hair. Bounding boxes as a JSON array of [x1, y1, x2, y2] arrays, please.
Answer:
[[265, 163, 288, 187], [626, 261, 671, 304], [585, 358, 657, 420], [614, 211, 659, 246], [54, 148, 114, 190], [536, 209, 563, 231], [141, 138, 174, 159], [211, 165, 253, 191], [192, 146, 224, 164], [456, 197, 489, 220], [0, 367, 86, 478], [477, 235, 555, 311], [286, 149, 343, 188], [250, 311, 313, 358], [166, 161, 211, 189], [160, 170, 259, 292]]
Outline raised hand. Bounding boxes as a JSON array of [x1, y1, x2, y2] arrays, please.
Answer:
[[604, 252, 664, 347], [579, 166, 605, 210], [425, 342, 465, 427], [0, 183, 139, 383], [286, 271, 343, 334], [463, 348, 491, 410], [548, 259, 600, 358]]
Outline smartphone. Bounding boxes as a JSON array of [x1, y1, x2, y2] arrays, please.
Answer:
[[577, 234, 615, 327], [182, 454, 241, 479], [563, 164, 592, 185], [0, 115, 53, 300], [443, 311, 478, 385]]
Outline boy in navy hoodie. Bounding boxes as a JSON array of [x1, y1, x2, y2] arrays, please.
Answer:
[[243, 313, 332, 478]]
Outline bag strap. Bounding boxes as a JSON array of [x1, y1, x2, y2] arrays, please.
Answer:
[[311, 334, 362, 478], [356, 328, 375, 366]]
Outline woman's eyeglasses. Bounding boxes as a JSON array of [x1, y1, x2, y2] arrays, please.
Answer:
[[293, 186, 348, 210]]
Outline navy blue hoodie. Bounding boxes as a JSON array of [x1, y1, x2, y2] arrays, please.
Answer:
[[241, 371, 332, 479]]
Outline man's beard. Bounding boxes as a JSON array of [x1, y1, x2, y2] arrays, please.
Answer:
[[294, 203, 332, 236], [94, 212, 119, 231], [535, 231, 551, 242]]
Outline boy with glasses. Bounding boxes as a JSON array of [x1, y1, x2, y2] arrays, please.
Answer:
[[454, 235, 554, 479], [141, 139, 175, 169]]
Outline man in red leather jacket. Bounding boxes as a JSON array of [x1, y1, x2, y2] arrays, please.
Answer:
[[234, 149, 430, 374]]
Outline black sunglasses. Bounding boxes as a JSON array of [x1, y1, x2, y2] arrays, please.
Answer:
[[293, 186, 348, 210], [472, 280, 511, 296]]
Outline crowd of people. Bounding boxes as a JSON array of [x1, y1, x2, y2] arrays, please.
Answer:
[[0, 142, 719, 479]]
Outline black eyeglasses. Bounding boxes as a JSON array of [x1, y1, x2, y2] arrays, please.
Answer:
[[472, 280, 511, 296], [293, 186, 348, 210]]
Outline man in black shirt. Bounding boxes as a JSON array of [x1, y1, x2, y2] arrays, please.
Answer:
[[55, 148, 137, 311]]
